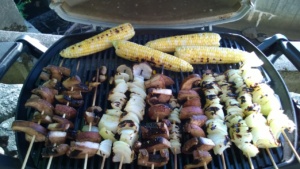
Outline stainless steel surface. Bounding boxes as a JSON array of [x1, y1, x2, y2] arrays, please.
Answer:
[[50, 0, 252, 28]]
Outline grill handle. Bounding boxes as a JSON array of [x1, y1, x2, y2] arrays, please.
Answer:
[[15, 35, 48, 56], [0, 35, 47, 80], [257, 34, 300, 71]]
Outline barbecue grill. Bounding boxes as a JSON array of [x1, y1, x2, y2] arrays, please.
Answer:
[[9, 29, 297, 169], [1, 0, 300, 169]]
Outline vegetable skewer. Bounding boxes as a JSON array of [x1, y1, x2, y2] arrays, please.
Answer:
[[212, 71, 258, 169], [282, 131, 300, 162], [266, 148, 279, 169], [240, 67, 298, 164], [21, 110, 44, 169], [200, 73, 229, 169], [84, 68, 100, 169], [151, 116, 160, 169], [168, 107, 181, 169], [47, 60, 79, 169]]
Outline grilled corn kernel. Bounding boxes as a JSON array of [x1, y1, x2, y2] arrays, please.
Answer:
[[112, 40, 193, 72], [60, 23, 135, 58], [175, 46, 261, 65], [145, 33, 221, 53]]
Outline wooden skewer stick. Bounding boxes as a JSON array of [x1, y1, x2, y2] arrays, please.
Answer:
[[47, 85, 74, 169], [266, 148, 278, 169], [221, 153, 226, 169], [100, 155, 106, 169], [84, 68, 100, 169], [22, 135, 36, 169], [45, 60, 66, 169], [46, 112, 65, 169], [174, 149, 178, 169], [172, 121, 178, 169], [151, 116, 160, 169], [247, 154, 254, 169], [47, 61, 80, 169], [282, 130, 300, 163], [204, 161, 208, 169], [83, 123, 93, 169], [21, 110, 44, 169], [118, 156, 124, 169]]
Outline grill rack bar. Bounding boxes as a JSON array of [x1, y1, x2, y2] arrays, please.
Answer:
[[16, 31, 295, 169]]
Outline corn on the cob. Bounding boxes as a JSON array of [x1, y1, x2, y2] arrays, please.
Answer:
[[60, 23, 135, 58], [175, 46, 263, 66], [112, 40, 193, 72], [145, 33, 221, 53]]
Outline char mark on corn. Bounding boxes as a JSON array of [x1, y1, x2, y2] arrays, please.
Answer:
[[175, 46, 254, 64], [112, 40, 193, 72], [60, 23, 135, 58], [145, 33, 221, 53]]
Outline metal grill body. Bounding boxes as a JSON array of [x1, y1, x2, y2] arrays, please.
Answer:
[[15, 30, 296, 169]]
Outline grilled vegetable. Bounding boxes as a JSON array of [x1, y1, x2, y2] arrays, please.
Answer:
[[120, 129, 139, 147], [43, 65, 63, 81], [112, 141, 134, 163], [98, 114, 119, 133], [84, 107, 101, 126], [180, 74, 202, 90], [148, 104, 172, 120], [184, 150, 212, 169], [140, 137, 171, 153], [67, 141, 99, 158], [31, 86, 58, 103], [60, 23, 135, 58], [169, 124, 181, 154], [145, 74, 174, 89], [207, 134, 231, 155], [177, 89, 200, 102], [32, 111, 52, 124], [48, 131, 67, 144], [12, 120, 47, 142], [133, 62, 152, 79], [184, 123, 206, 137], [76, 131, 101, 143], [54, 104, 77, 119], [141, 122, 169, 139], [112, 40, 193, 72], [180, 106, 204, 120], [175, 46, 263, 66], [117, 120, 139, 134], [182, 137, 215, 154], [52, 115, 74, 129], [145, 33, 221, 52], [47, 123, 70, 131], [42, 144, 70, 158], [99, 127, 116, 142], [138, 149, 169, 167], [25, 98, 54, 115], [97, 139, 113, 157]]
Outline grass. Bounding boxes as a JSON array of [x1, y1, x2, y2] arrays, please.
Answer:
[[16, 0, 31, 18]]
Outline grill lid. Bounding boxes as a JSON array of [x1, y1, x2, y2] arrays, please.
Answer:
[[49, 0, 253, 29]]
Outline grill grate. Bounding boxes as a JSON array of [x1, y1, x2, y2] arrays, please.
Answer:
[[16, 31, 295, 169]]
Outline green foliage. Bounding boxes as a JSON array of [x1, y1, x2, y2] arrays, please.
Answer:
[[16, 0, 31, 18]]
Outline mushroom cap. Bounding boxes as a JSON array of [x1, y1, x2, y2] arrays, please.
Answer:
[[133, 62, 152, 79], [12, 120, 47, 142], [117, 64, 133, 81], [180, 74, 201, 90]]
